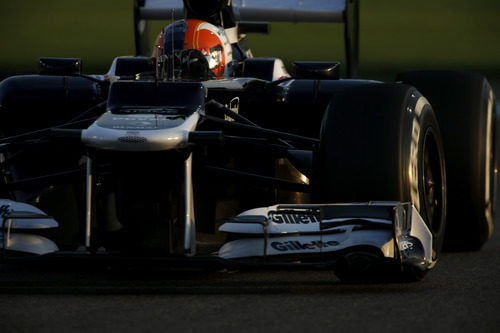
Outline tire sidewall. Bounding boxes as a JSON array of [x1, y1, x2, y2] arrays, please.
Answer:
[[400, 93, 446, 257], [314, 83, 446, 258]]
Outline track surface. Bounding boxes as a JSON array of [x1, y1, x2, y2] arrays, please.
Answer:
[[1, 98, 500, 333], [1, 208, 500, 332]]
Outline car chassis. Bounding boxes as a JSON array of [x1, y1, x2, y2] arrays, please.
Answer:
[[0, 0, 496, 282]]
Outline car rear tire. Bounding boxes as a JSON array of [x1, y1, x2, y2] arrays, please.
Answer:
[[396, 70, 497, 251], [312, 83, 446, 281]]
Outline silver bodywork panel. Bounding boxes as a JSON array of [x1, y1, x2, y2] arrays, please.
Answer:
[[82, 111, 200, 151], [0, 199, 59, 255]]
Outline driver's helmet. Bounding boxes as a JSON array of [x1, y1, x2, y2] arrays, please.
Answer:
[[153, 19, 233, 78]]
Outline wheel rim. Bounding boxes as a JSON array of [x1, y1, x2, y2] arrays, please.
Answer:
[[422, 130, 444, 236]]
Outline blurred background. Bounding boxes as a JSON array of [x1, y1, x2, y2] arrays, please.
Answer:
[[1, 0, 499, 82]]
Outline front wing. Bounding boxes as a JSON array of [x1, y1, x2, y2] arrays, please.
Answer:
[[219, 202, 433, 271], [1, 200, 434, 275]]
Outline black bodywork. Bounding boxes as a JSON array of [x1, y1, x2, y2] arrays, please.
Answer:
[[0, 54, 364, 255]]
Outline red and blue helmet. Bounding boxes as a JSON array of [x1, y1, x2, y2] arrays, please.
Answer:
[[153, 19, 233, 78]]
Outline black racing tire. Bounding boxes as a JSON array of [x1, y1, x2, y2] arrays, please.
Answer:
[[396, 71, 497, 251], [312, 83, 447, 277]]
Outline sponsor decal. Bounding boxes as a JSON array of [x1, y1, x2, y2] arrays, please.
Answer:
[[271, 240, 339, 252], [0, 204, 11, 218], [268, 210, 320, 224], [224, 97, 240, 122], [400, 240, 415, 251]]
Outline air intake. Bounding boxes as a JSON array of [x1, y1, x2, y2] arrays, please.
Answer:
[[118, 136, 147, 143]]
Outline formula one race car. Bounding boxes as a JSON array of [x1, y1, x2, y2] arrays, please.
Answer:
[[0, 0, 497, 282]]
